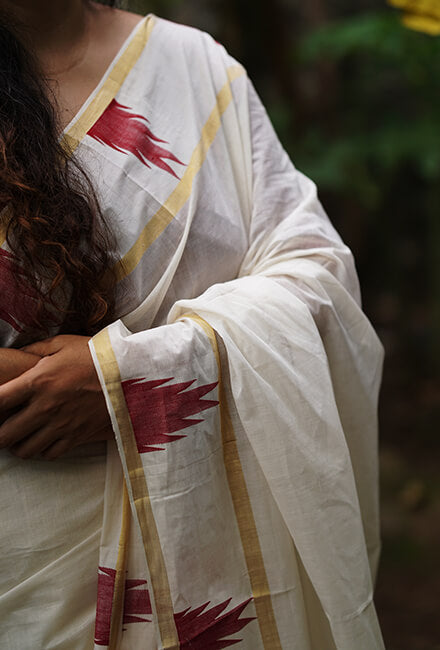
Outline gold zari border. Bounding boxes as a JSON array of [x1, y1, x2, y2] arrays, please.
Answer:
[[108, 481, 130, 650], [186, 314, 282, 650], [62, 15, 155, 154], [93, 327, 179, 650]]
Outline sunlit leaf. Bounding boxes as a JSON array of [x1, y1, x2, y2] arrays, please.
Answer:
[[388, 0, 440, 20], [402, 13, 440, 34], [388, 0, 440, 34]]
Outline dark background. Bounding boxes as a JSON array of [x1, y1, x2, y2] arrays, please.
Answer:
[[127, 1, 440, 647]]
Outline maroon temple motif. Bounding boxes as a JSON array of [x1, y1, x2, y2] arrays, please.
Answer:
[[95, 566, 255, 648], [95, 380, 251, 645], [88, 99, 186, 178], [121, 376, 219, 453]]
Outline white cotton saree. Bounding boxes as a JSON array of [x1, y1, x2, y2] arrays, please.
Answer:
[[0, 14, 385, 650]]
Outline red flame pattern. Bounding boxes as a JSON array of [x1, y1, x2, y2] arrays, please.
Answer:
[[123, 578, 152, 625], [94, 567, 117, 646], [175, 597, 255, 649], [0, 249, 56, 332], [121, 376, 219, 453], [95, 568, 152, 646], [95, 567, 254, 648], [88, 99, 185, 178]]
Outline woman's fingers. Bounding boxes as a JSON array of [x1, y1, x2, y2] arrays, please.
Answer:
[[40, 438, 73, 460], [0, 369, 34, 415], [21, 337, 59, 357], [0, 400, 47, 449], [9, 428, 59, 459], [11, 423, 112, 460]]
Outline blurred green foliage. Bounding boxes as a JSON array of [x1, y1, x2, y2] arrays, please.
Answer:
[[295, 11, 440, 202]]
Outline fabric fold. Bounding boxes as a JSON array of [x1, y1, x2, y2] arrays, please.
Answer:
[[86, 15, 384, 649]]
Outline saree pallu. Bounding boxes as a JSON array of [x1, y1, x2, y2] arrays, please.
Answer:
[[0, 14, 385, 650]]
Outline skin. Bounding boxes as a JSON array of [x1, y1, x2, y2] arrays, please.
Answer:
[[0, 1, 143, 459], [2, 0, 143, 130], [0, 349, 41, 385]]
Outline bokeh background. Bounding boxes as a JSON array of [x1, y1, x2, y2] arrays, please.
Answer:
[[125, 1, 440, 647]]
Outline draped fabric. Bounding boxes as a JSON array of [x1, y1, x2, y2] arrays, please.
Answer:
[[0, 14, 385, 650]]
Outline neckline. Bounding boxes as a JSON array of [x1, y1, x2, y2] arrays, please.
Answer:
[[62, 13, 155, 154]]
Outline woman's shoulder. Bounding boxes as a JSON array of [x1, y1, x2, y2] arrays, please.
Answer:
[[112, 7, 145, 33], [150, 14, 213, 44], [93, 4, 239, 73], [146, 14, 238, 72], [91, 4, 145, 49]]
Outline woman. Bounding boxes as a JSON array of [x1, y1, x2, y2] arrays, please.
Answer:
[[0, 1, 385, 648]]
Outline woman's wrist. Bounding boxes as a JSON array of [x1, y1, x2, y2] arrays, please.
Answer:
[[0, 348, 41, 385]]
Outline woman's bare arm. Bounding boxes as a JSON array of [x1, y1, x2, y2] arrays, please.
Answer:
[[0, 349, 42, 427], [0, 348, 41, 385]]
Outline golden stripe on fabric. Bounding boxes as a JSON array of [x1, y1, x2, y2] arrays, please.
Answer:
[[113, 64, 245, 281], [62, 15, 156, 154], [93, 327, 179, 650], [185, 314, 282, 650], [108, 481, 130, 650]]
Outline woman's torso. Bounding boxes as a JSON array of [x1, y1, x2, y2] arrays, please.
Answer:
[[0, 15, 251, 649]]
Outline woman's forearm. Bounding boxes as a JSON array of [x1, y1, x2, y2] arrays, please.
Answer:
[[0, 348, 41, 385]]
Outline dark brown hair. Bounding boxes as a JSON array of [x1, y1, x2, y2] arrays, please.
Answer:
[[0, 3, 118, 337]]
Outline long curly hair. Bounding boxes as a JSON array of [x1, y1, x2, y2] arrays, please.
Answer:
[[0, 1, 119, 337]]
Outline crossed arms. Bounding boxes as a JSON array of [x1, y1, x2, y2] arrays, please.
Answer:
[[0, 336, 113, 460]]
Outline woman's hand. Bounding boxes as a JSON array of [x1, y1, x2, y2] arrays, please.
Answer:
[[0, 335, 113, 460]]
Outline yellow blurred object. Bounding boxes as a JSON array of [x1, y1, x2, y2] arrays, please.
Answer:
[[388, 0, 440, 34]]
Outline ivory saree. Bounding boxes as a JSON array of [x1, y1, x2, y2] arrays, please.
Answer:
[[0, 14, 385, 650]]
